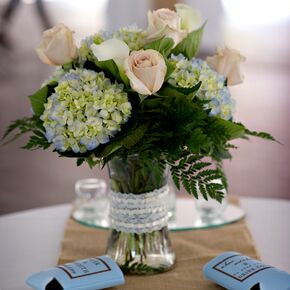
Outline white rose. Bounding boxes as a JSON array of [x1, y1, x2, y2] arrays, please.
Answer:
[[206, 47, 246, 86], [175, 4, 203, 32], [36, 23, 77, 66], [146, 8, 186, 46], [124, 49, 167, 95]]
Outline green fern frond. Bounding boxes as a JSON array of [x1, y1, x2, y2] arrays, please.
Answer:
[[168, 153, 226, 202], [245, 129, 278, 143]]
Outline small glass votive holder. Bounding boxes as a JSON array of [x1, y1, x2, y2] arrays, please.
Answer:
[[73, 178, 108, 223], [194, 181, 228, 225], [195, 195, 228, 222]]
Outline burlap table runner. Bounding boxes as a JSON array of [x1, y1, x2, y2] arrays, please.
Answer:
[[58, 197, 259, 289]]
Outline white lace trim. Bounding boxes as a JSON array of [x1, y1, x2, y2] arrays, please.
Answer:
[[109, 186, 169, 233]]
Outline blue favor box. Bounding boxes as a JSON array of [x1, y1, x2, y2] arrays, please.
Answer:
[[26, 255, 125, 290], [203, 252, 290, 290]]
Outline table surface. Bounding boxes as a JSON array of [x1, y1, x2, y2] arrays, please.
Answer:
[[0, 197, 289, 290]]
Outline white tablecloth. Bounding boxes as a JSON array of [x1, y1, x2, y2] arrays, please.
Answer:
[[0, 197, 289, 290]]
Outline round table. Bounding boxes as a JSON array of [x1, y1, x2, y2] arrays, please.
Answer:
[[0, 197, 289, 290]]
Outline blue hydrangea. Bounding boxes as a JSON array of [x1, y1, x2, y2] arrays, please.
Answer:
[[40, 68, 132, 153], [169, 54, 235, 120]]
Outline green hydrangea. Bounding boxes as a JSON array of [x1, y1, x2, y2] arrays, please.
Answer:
[[112, 26, 147, 50], [169, 54, 235, 120], [40, 68, 132, 153], [78, 33, 104, 65]]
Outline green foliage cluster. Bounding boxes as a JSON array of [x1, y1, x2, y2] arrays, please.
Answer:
[[3, 116, 50, 150]]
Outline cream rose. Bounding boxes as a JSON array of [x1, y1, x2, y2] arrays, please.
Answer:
[[147, 8, 186, 45], [206, 47, 246, 86], [146, 5, 203, 46], [124, 49, 167, 95], [36, 23, 77, 66]]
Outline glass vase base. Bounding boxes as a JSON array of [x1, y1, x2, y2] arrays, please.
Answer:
[[106, 228, 176, 275], [106, 252, 176, 274]]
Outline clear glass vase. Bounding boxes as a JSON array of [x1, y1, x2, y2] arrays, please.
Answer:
[[106, 155, 176, 274]]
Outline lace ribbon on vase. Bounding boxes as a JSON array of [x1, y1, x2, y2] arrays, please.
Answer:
[[109, 185, 169, 234]]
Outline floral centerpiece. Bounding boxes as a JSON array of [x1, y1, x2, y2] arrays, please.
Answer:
[[3, 4, 274, 274]]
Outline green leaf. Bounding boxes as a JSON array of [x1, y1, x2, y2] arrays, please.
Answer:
[[86, 155, 101, 169], [157, 84, 185, 98], [2, 117, 48, 148], [96, 59, 130, 87], [187, 128, 211, 154], [96, 59, 119, 79], [22, 134, 50, 150], [213, 148, 232, 160], [138, 94, 148, 103], [144, 37, 174, 57], [209, 118, 245, 141], [94, 122, 149, 159], [191, 161, 211, 171], [169, 154, 227, 202], [244, 128, 278, 143], [95, 143, 123, 159], [2, 119, 26, 142], [157, 81, 201, 100], [190, 180, 199, 199], [172, 22, 206, 59], [28, 81, 57, 117], [170, 166, 181, 190], [118, 68, 130, 87], [28, 86, 49, 116], [181, 175, 191, 193], [76, 158, 85, 166], [164, 58, 175, 81], [121, 122, 149, 149], [142, 97, 163, 109], [170, 81, 202, 96], [199, 182, 208, 200]]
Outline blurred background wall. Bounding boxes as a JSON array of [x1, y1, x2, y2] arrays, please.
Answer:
[[0, 0, 289, 214]]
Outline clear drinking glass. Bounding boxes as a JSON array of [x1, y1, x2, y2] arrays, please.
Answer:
[[73, 178, 108, 223]]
